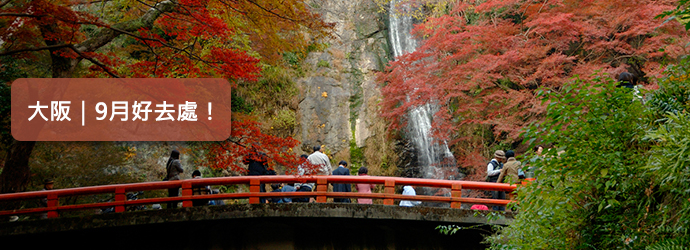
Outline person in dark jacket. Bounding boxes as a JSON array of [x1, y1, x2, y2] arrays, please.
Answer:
[[331, 160, 351, 203], [39, 179, 54, 219], [486, 150, 505, 211], [165, 149, 184, 209], [269, 183, 284, 203], [616, 72, 635, 88], [245, 151, 268, 176], [191, 170, 210, 206], [244, 149, 269, 203]]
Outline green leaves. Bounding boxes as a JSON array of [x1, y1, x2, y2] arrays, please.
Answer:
[[490, 60, 690, 249], [600, 169, 609, 178], [490, 75, 657, 249]]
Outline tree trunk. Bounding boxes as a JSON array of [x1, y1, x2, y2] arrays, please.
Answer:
[[0, 140, 35, 214], [0, 22, 77, 197], [0, 141, 35, 194]]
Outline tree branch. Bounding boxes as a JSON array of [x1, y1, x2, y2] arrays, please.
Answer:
[[0, 44, 74, 57], [0, 0, 12, 9], [67, 46, 121, 78], [88, 23, 234, 75], [68, 0, 112, 6], [75, 0, 176, 53]]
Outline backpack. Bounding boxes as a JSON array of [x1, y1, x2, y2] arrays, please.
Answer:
[[485, 160, 502, 182]]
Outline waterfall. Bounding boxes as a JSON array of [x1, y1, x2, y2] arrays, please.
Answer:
[[389, 0, 417, 58], [388, 0, 457, 181]]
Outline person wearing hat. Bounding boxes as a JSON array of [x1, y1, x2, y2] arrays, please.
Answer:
[[498, 150, 521, 184], [39, 179, 54, 219], [487, 150, 506, 211], [331, 160, 351, 203], [487, 150, 506, 183], [43, 179, 54, 190]]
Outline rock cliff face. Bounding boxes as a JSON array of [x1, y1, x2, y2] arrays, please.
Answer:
[[296, 0, 391, 169]]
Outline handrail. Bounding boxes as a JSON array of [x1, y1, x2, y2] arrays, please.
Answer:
[[0, 176, 518, 218]]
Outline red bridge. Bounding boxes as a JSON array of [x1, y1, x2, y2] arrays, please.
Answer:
[[0, 175, 518, 218], [0, 176, 521, 250]]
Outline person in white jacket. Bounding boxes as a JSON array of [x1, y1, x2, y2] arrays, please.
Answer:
[[399, 185, 421, 207]]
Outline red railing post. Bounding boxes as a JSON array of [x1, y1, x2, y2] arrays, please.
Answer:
[[383, 179, 395, 205], [114, 187, 125, 213], [181, 182, 193, 208], [316, 177, 327, 203], [451, 183, 462, 209], [47, 193, 59, 218], [249, 178, 260, 204]]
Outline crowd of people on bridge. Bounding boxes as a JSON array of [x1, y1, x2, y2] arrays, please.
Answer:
[[161, 145, 423, 208], [21, 144, 538, 222], [160, 143, 541, 210]]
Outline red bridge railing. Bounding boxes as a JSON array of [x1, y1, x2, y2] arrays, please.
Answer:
[[0, 176, 518, 218]]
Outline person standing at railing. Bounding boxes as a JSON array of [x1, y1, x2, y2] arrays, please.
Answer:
[[355, 167, 376, 204], [486, 150, 506, 211], [486, 150, 506, 182], [244, 148, 270, 203], [165, 149, 184, 209], [39, 179, 54, 219], [497, 150, 521, 211], [191, 170, 211, 206], [331, 160, 351, 203], [399, 185, 421, 207], [307, 145, 332, 175], [497, 150, 521, 185], [307, 145, 332, 201]]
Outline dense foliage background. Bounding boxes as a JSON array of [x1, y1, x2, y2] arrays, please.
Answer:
[[488, 61, 690, 249]]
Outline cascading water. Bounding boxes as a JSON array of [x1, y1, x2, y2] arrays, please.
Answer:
[[388, 0, 457, 183], [389, 0, 417, 58], [407, 104, 456, 179]]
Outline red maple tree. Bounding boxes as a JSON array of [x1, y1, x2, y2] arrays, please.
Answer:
[[0, 0, 330, 194], [378, 0, 690, 169], [204, 115, 303, 175]]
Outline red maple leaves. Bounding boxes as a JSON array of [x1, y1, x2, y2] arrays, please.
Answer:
[[1, 0, 331, 79], [1, 0, 330, 178], [378, 0, 690, 166], [204, 115, 300, 174]]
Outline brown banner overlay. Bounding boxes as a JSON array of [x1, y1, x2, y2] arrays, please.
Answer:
[[11, 78, 232, 141]]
